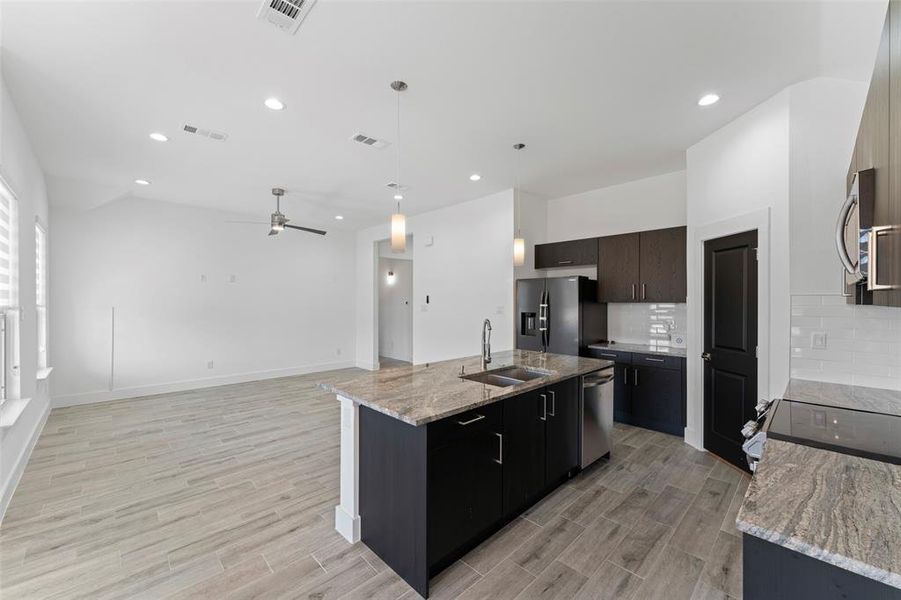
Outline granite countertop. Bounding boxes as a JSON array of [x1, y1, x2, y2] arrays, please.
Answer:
[[588, 341, 687, 358], [783, 378, 901, 416], [736, 438, 901, 589], [318, 350, 610, 426]]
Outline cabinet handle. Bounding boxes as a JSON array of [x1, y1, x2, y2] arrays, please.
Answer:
[[558, 260, 573, 265], [631, 284, 636, 300], [548, 390, 556, 416], [456, 414, 486, 426], [494, 432, 503, 465], [644, 357, 665, 363], [641, 283, 647, 300], [633, 369, 639, 386], [540, 394, 547, 421]]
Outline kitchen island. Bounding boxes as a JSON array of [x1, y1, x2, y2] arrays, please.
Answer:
[[319, 350, 609, 598]]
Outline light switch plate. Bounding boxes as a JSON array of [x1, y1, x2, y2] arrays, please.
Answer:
[[811, 331, 827, 350]]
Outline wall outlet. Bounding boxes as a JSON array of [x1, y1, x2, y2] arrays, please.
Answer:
[[336, 348, 342, 356], [811, 331, 827, 350], [200, 274, 207, 283], [228, 274, 237, 284], [495, 306, 504, 315], [207, 360, 215, 369]]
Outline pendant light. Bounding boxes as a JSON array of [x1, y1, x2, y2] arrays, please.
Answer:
[[390, 80, 408, 253], [513, 143, 526, 266]]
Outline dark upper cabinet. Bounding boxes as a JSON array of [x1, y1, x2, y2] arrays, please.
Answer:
[[597, 233, 641, 302], [597, 227, 687, 303], [639, 227, 687, 302], [502, 389, 547, 514], [535, 238, 598, 269], [849, 2, 900, 306], [544, 378, 580, 484]]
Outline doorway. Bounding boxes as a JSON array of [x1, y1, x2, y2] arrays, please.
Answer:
[[703, 230, 758, 471], [377, 236, 413, 367]]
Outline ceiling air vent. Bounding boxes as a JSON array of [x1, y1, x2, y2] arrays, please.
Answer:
[[350, 132, 389, 149], [257, 0, 317, 36], [182, 124, 228, 142]]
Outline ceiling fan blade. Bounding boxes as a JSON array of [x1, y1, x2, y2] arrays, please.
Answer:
[[284, 224, 327, 236], [225, 220, 269, 225], [268, 228, 279, 236]]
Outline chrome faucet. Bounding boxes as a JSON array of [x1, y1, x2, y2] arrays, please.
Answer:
[[481, 319, 492, 370]]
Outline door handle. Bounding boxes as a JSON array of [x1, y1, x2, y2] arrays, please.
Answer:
[[868, 226, 900, 291], [631, 284, 636, 300], [548, 390, 556, 417], [540, 394, 547, 421], [494, 432, 503, 465], [456, 414, 486, 426], [633, 369, 639, 386], [641, 283, 647, 300], [623, 367, 629, 385], [701, 352, 712, 362]]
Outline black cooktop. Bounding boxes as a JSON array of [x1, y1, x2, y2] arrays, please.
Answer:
[[766, 399, 901, 465]]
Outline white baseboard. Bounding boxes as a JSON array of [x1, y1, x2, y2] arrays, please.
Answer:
[[0, 399, 50, 523], [355, 361, 379, 371], [52, 360, 356, 408]]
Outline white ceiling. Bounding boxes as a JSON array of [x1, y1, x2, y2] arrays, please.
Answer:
[[1, 1, 887, 229]]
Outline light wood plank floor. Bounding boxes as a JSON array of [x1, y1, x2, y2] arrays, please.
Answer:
[[0, 369, 748, 599]]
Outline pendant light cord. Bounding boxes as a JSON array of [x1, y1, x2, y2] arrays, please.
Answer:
[[395, 88, 401, 214]]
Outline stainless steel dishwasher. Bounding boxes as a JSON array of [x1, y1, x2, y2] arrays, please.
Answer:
[[581, 368, 614, 468]]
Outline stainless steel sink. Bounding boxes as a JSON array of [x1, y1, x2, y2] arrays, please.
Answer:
[[460, 366, 551, 387]]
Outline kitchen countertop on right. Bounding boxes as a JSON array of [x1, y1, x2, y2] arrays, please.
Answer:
[[782, 378, 901, 416], [588, 341, 686, 358]]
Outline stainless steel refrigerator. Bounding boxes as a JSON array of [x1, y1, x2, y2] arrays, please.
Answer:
[[516, 276, 607, 356]]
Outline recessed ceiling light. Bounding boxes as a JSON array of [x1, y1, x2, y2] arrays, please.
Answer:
[[394, 194, 404, 201], [698, 93, 720, 107], [134, 179, 151, 185], [335, 215, 344, 220], [149, 132, 168, 142], [264, 97, 285, 111], [469, 174, 482, 181]]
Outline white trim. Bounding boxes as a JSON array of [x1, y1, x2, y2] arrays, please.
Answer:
[[36, 367, 53, 381], [51, 360, 355, 408], [0, 398, 49, 523], [686, 207, 771, 450], [335, 395, 361, 543]]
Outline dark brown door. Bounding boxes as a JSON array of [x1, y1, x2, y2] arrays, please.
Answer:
[[639, 227, 687, 302], [597, 233, 640, 302], [703, 230, 758, 471]]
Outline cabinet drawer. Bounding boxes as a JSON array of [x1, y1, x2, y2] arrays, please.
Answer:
[[632, 353, 683, 371], [535, 238, 598, 269], [428, 403, 502, 450], [587, 347, 632, 364]]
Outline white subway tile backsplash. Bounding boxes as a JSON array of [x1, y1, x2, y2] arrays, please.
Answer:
[[790, 294, 901, 390], [607, 303, 687, 346]]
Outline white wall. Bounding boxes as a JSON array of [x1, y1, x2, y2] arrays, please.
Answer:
[[50, 197, 356, 406], [0, 78, 51, 520], [513, 190, 549, 281], [378, 256, 413, 362], [357, 189, 515, 367], [686, 90, 791, 448]]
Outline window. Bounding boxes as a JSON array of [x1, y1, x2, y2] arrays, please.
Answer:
[[36, 221, 47, 371], [0, 179, 18, 405]]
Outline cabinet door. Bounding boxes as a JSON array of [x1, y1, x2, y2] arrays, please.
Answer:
[[613, 363, 632, 423], [535, 239, 598, 269], [597, 233, 640, 302], [639, 227, 687, 302], [631, 366, 683, 436], [428, 428, 503, 565], [502, 390, 547, 514], [545, 378, 580, 484]]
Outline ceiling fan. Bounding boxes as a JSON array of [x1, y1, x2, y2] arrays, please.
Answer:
[[228, 188, 327, 236]]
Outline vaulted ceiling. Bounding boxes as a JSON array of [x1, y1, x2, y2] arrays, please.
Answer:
[[1, 1, 887, 228]]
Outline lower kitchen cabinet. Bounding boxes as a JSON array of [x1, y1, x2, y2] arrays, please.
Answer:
[[359, 375, 587, 598]]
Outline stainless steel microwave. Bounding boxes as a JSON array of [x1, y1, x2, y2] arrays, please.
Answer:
[[835, 168, 896, 292]]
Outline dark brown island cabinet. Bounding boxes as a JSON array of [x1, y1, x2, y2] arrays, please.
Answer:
[[588, 347, 686, 436], [359, 377, 583, 598], [846, 0, 901, 307], [597, 226, 687, 303]]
